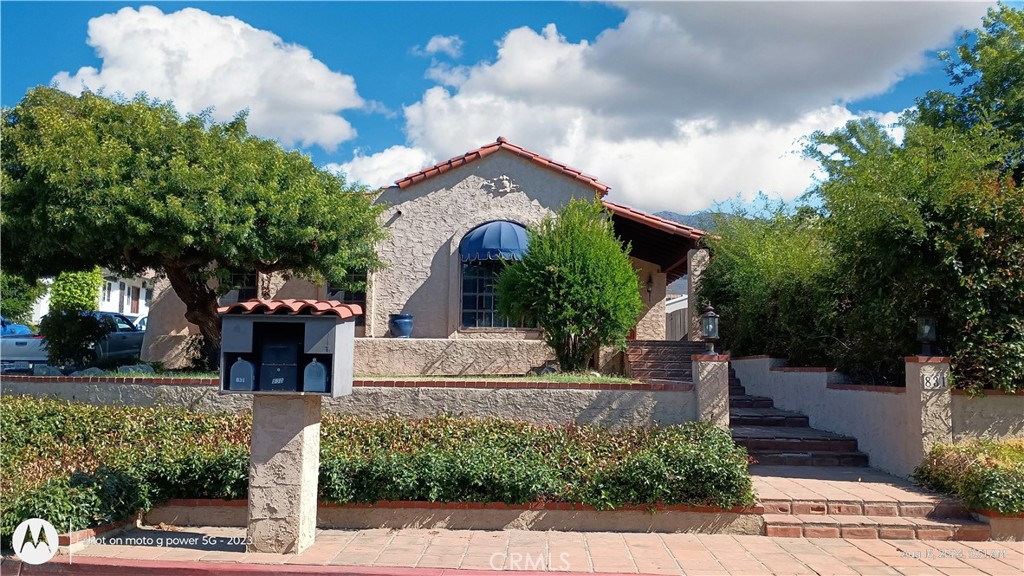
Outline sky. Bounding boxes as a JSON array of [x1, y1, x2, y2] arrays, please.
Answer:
[[0, 1, 1009, 214]]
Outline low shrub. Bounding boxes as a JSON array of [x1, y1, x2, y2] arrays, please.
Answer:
[[1, 397, 754, 547], [914, 439, 1024, 515]]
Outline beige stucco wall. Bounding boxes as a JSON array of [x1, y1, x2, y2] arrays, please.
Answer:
[[368, 150, 600, 339], [0, 380, 697, 428], [633, 259, 667, 340], [731, 357, 913, 476], [354, 337, 553, 376], [952, 393, 1024, 442]]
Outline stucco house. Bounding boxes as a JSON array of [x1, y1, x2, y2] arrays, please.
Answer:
[[143, 137, 708, 374]]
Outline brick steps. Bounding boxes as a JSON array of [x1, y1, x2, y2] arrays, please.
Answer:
[[763, 514, 990, 540], [730, 395, 775, 409], [624, 340, 703, 383], [728, 367, 871, 467], [759, 498, 969, 518], [749, 451, 871, 467], [733, 426, 868, 467], [751, 465, 987, 540], [731, 407, 808, 427]]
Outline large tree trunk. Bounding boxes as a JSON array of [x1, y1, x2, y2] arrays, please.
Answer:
[[164, 264, 222, 369]]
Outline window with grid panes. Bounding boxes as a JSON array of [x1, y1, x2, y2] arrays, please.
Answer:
[[328, 272, 366, 326], [461, 260, 525, 328]]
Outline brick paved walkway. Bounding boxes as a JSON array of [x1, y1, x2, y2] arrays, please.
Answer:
[[48, 526, 1024, 575]]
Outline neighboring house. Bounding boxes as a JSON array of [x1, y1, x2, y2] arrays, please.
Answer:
[[143, 137, 708, 374], [30, 271, 155, 324], [665, 294, 689, 341]]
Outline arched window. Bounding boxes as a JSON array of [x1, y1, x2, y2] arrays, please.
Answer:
[[459, 221, 529, 328]]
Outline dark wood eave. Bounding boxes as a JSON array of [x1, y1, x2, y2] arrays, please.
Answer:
[[603, 200, 707, 283]]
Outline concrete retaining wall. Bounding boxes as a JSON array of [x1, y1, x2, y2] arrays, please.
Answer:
[[145, 500, 763, 534], [952, 390, 1024, 442], [0, 377, 697, 428], [354, 337, 553, 376]]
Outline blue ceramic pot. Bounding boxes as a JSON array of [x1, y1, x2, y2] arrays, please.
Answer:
[[388, 314, 413, 338]]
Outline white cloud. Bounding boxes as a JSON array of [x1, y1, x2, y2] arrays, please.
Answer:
[[352, 2, 988, 212], [52, 5, 365, 150], [327, 145, 435, 189], [413, 34, 464, 59]]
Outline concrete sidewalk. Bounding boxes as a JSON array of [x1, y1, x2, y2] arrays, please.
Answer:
[[8, 526, 1022, 575]]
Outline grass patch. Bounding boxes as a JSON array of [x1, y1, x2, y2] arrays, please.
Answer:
[[1, 396, 752, 546], [914, 439, 1024, 515]]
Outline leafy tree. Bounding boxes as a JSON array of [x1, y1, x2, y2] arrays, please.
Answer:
[[698, 198, 837, 368], [2, 88, 386, 366], [805, 118, 1023, 390], [0, 272, 46, 325], [37, 268, 109, 367], [49, 268, 103, 311], [917, 4, 1023, 158], [495, 199, 643, 372]]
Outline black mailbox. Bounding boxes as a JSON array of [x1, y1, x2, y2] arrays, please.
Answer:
[[218, 299, 361, 397]]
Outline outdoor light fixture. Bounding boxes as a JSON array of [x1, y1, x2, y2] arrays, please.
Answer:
[[701, 305, 720, 355], [646, 276, 654, 295], [917, 314, 937, 356]]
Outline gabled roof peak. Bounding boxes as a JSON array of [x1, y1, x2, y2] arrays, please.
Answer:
[[395, 137, 610, 196]]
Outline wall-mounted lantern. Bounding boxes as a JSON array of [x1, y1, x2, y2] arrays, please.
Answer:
[[917, 314, 937, 356], [701, 305, 720, 355]]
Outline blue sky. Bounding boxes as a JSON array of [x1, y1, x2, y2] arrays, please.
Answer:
[[0, 2, 1009, 213]]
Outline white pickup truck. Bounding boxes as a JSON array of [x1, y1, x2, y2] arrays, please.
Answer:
[[0, 312, 146, 372]]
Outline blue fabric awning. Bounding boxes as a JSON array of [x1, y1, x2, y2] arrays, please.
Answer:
[[460, 221, 529, 262]]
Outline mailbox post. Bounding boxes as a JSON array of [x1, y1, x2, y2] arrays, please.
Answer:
[[219, 299, 361, 554]]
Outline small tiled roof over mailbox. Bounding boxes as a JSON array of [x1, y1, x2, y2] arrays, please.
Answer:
[[218, 299, 363, 319]]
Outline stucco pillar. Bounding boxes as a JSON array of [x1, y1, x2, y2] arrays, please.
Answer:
[[694, 354, 730, 429], [904, 356, 953, 471], [687, 248, 709, 341], [247, 395, 321, 554]]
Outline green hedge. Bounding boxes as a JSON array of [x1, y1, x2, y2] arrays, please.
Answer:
[[914, 439, 1024, 515], [1, 397, 754, 546]]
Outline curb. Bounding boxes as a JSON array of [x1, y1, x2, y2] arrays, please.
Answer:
[[3, 557, 642, 576]]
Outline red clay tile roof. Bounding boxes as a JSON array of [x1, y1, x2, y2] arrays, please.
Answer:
[[601, 200, 707, 240], [395, 136, 611, 196], [218, 299, 362, 319]]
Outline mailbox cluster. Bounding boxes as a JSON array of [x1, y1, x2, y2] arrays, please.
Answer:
[[218, 299, 361, 398]]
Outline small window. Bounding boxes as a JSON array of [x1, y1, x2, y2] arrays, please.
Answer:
[[102, 282, 112, 302], [144, 288, 152, 306], [227, 271, 257, 301], [328, 271, 366, 326]]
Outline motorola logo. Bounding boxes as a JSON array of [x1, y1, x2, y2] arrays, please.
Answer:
[[12, 518, 59, 565]]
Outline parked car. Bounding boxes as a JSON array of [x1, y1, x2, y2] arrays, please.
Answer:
[[134, 316, 148, 331], [1, 316, 32, 336], [0, 311, 145, 372]]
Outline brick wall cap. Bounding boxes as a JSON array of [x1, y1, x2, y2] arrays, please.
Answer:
[[903, 356, 951, 363], [691, 354, 730, 362]]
